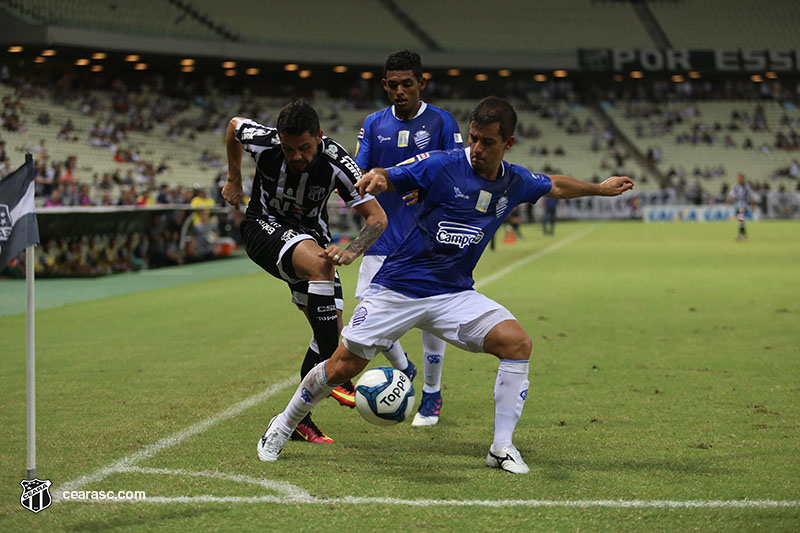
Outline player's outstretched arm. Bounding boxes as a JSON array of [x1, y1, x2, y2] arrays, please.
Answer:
[[222, 117, 246, 206], [321, 199, 387, 266], [356, 168, 396, 197], [546, 175, 634, 199]]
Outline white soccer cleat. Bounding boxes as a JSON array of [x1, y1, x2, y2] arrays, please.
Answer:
[[257, 415, 290, 462], [411, 412, 439, 426], [486, 445, 530, 474]]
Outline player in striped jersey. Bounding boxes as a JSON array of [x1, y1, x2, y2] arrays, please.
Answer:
[[224, 101, 386, 443], [727, 173, 756, 241]]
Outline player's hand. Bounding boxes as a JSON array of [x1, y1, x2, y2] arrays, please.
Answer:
[[222, 180, 243, 206], [599, 176, 634, 196], [320, 245, 357, 266], [403, 189, 419, 206], [356, 169, 389, 197]]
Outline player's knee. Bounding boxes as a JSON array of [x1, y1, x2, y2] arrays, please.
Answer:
[[304, 256, 334, 281], [509, 333, 532, 360]]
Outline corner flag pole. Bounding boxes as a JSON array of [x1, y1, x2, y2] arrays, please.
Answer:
[[26, 244, 36, 479]]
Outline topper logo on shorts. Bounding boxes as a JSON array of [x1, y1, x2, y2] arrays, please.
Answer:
[[520, 388, 528, 401], [351, 306, 368, 327], [436, 221, 484, 249]]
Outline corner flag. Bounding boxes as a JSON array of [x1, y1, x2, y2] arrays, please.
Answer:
[[0, 154, 39, 270]]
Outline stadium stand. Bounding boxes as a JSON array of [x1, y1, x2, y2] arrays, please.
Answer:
[[650, 0, 800, 49], [0, 0, 222, 40], [404, 0, 657, 53]]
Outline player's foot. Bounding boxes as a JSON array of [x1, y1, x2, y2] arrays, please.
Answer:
[[401, 358, 417, 382], [257, 415, 290, 462], [411, 390, 442, 427], [291, 414, 335, 444], [330, 380, 356, 408], [486, 444, 529, 474]]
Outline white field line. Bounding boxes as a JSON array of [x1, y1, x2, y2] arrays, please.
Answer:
[[474, 223, 600, 289], [52, 376, 297, 502], [69, 494, 800, 509]]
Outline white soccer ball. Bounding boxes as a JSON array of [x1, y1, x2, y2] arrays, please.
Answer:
[[354, 367, 415, 426]]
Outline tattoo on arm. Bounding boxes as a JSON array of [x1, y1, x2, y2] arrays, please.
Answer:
[[346, 220, 386, 255]]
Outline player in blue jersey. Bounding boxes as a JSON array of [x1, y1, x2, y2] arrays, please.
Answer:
[[257, 97, 633, 473], [354, 49, 463, 426]]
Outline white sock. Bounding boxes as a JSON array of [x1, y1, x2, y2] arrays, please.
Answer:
[[276, 361, 338, 434], [382, 341, 408, 370], [492, 359, 530, 450], [421, 331, 446, 394]]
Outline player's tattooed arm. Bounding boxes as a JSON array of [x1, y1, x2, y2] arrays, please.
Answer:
[[320, 198, 387, 266], [346, 218, 386, 255]]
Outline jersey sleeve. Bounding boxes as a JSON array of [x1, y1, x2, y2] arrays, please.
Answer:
[[386, 151, 446, 193], [354, 116, 372, 171], [331, 143, 373, 208], [521, 170, 553, 203], [439, 111, 463, 150], [235, 119, 279, 157]]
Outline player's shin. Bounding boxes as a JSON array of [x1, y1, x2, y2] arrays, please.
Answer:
[[421, 331, 446, 393], [307, 280, 339, 359], [382, 341, 408, 369], [278, 361, 339, 433], [300, 342, 322, 379], [492, 359, 530, 450]]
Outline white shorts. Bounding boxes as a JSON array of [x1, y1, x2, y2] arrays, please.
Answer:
[[342, 285, 516, 360], [355, 255, 385, 300]]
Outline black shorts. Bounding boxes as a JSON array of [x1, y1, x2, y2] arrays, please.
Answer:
[[241, 217, 343, 310]]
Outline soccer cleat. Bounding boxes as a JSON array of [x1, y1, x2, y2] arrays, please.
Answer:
[[330, 380, 356, 408], [486, 445, 530, 474], [411, 390, 442, 427], [257, 415, 290, 462], [291, 414, 335, 444], [401, 358, 417, 382]]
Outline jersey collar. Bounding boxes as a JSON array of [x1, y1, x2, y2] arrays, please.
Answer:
[[463, 147, 506, 180], [391, 101, 427, 121]]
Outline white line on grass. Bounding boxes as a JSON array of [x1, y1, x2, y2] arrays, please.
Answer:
[[53, 376, 297, 502], [474, 223, 600, 289], [70, 494, 800, 509]]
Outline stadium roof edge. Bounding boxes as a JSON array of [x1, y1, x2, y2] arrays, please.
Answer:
[[0, 18, 577, 70]]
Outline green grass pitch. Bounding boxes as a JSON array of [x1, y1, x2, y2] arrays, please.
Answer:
[[1, 220, 798, 531]]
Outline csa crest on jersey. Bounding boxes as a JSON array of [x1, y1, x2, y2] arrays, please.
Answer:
[[324, 143, 339, 158], [413, 129, 431, 150], [496, 196, 508, 218], [20, 478, 52, 513]]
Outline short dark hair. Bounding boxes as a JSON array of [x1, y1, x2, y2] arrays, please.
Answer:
[[276, 101, 320, 137], [383, 49, 423, 79], [469, 96, 518, 139]]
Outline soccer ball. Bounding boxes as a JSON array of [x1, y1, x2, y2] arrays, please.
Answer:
[[354, 367, 415, 426]]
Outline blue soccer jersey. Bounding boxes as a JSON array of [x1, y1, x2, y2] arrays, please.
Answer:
[[355, 102, 462, 256], [372, 149, 553, 298]]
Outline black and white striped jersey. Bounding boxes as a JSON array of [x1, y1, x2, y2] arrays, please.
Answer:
[[730, 182, 754, 209], [235, 119, 372, 244]]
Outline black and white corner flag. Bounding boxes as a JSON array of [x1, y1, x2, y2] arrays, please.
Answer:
[[0, 154, 40, 271]]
